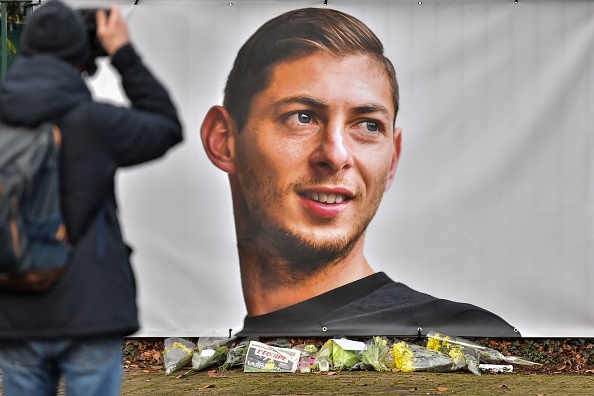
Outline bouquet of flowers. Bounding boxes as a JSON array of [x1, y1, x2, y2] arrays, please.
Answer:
[[163, 337, 196, 376], [179, 337, 232, 378], [391, 340, 456, 373], [313, 339, 362, 371], [426, 331, 540, 369], [425, 332, 480, 375], [221, 337, 256, 370], [359, 336, 392, 372]]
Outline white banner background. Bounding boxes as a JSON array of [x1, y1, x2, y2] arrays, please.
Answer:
[[61, 0, 594, 338]]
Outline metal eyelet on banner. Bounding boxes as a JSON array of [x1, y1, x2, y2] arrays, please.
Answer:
[[322, 326, 328, 332]]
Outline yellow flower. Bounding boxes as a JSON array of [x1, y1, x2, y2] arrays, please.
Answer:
[[448, 347, 464, 360], [163, 341, 193, 355], [392, 341, 415, 372], [426, 337, 440, 351]]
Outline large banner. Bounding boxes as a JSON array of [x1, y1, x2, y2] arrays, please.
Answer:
[[63, 0, 593, 338]]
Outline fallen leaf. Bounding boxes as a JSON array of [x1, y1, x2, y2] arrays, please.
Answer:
[[201, 384, 215, 389], [207, 370, 226, 378], [438, 387, 448, 392], [497, 384, 509, 389]]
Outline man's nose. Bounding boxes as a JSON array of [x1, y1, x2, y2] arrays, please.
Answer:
[[310, 123, 353, 174]]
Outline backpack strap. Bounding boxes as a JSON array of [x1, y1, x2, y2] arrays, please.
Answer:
[[52, 125, 62, 149], [51, 125, 70, 246]]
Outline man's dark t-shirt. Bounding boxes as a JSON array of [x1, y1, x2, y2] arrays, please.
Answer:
[[238, 272, 519, 338]]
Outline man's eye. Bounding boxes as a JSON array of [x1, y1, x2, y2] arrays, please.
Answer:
[[364, 121, 379, 132], [297, 112, 312, 124]]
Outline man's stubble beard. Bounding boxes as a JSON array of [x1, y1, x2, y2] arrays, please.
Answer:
[[236, 173, 386, 286]]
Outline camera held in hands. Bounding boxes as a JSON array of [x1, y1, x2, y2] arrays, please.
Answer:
[[77, 8, 110, 76]]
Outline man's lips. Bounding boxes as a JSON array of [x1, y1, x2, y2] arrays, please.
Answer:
[[298, 188, 354, 218], [298, 187, 354, 204], [302, 191, 348, 204]]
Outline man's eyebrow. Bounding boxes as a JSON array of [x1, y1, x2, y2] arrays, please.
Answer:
[[272, 96, 328, 110], [350, 103, 392, 119], [271, 97, 393, 119]]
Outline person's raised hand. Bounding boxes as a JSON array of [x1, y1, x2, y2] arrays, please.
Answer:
[[96, 5, 130, 56]]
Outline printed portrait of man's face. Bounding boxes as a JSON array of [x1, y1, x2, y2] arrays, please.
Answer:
[[231, 51, 400, 276]]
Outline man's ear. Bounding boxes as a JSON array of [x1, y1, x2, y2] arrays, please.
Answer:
[[385, 127, 402, 191], [200, 106, 237, 174]]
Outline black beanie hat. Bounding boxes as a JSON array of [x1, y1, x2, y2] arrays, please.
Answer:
[[20, 0, 90, 67]]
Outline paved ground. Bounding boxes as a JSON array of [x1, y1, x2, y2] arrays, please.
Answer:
[[121, 368, 594, 396], [2, 367, 594, 395]]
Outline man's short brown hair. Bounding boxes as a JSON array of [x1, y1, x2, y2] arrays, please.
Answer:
[[223, 7, 399, 132]]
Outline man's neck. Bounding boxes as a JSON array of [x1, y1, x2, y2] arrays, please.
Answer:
[[239, 237, 375, 317]]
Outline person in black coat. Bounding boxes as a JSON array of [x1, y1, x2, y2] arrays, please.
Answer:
[[0, 2, 182, 395]]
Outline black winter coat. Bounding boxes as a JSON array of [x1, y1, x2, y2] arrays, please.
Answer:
[[0, 44, 183, 339]]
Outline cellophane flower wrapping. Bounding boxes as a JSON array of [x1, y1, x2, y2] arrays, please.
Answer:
[[179, 337, 232, 378], [425, 332, 480, 375], [359, 336, 392, 372], [312, 339, 360, 371], [391, 340, 456, 373], [425, 331, 540, 369], [221, 337, 257, 370], [163, 337, 196, 376], [313, 339, 333, 371]]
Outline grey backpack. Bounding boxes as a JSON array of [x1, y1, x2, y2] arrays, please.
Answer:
[[0, 122, 70, 292]]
